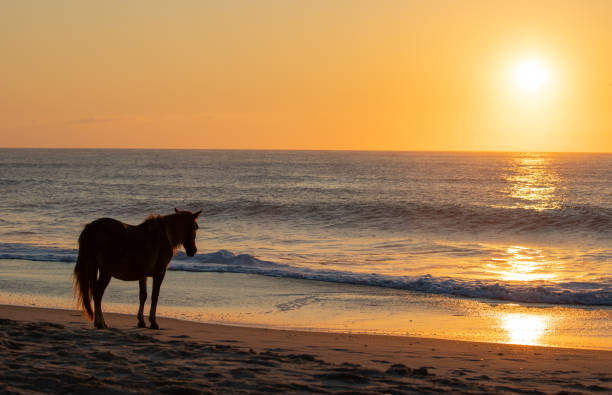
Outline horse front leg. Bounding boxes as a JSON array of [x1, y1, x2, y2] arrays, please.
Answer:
[[93, 271, 111, 329], [148, 271, 166, 330], [137, 278, 147, 328]]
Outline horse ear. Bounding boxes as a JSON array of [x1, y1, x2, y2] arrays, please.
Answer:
[[174, 208, 179, 214], [194, 210, 202, 219]]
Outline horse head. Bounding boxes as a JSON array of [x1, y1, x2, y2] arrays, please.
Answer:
[[173, 208, 202, 257]]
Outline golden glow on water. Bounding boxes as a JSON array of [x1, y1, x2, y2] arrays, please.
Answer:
[[495, 246, 557, 282], [504, 154, 561, 211], [500, 311, 550, 346], [486, 154, 563, 282]]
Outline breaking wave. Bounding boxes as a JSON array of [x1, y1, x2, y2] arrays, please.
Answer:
[[2, 244, 610, 306], [170, 250, 612, 306]]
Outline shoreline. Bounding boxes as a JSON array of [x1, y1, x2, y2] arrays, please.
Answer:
[[1, 304, 611, 393], [2, 260, 611, 351], [1, 302, 611, 353]]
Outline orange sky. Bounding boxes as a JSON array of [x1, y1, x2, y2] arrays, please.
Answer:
[[1, 1, 610, 151]]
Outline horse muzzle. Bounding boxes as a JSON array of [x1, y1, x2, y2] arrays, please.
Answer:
[[186, 247, 197, 257]]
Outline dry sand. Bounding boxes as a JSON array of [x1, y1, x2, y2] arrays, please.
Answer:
[[0, 304, 610, 394]]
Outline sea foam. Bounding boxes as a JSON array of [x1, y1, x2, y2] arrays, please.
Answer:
[[2, 244, 611, 306], [170, 250, 612, 306]]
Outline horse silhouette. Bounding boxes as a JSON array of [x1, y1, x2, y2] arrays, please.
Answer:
[[74, 209, 201, 329]]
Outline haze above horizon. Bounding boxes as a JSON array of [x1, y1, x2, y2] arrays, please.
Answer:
[[1, 1, 610, 152]]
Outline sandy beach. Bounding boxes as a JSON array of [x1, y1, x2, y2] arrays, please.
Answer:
[[1, 304, 610, 394]]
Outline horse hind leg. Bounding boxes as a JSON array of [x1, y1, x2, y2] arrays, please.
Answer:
[[148, 272, 166, 330], [137, 278, 147, 328], [93, 271, 111, 329]]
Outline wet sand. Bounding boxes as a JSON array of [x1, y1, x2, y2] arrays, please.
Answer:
[[1, 304, 611, 394]]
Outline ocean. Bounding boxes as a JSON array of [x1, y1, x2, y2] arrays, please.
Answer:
[[1, 149, 611, 348]]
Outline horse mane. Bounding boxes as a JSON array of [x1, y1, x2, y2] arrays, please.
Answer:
[[143, 214, 162, 224], [141, 213, 179, 250], [136, 214, 159, 230]]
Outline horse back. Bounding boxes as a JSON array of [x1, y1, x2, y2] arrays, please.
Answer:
[[80, 217, 172, 280], [81, 218, 128, 248]]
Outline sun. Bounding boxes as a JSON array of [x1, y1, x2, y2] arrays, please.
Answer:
[[513, 58, 550, 93]]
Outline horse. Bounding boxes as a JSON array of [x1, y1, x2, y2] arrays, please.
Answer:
[[73, 208, 201, 329]]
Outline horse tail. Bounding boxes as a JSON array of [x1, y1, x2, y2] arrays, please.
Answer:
[[73, 223, 97, 320]]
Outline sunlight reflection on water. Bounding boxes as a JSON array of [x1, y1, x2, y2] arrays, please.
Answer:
[[503, 154, 561, 211], [500, 311, 550, 346], [487, 154, 563, 282], [490, 246, 558, 282]]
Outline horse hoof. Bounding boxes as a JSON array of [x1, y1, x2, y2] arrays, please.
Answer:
[[150, 322, 159, 330], [137, 321, 146, 328], [95, 323, 108, 329]]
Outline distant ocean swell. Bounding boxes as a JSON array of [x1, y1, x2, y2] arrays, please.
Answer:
[[195, 200, 612, 235], [2, 243, 610, 306]]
